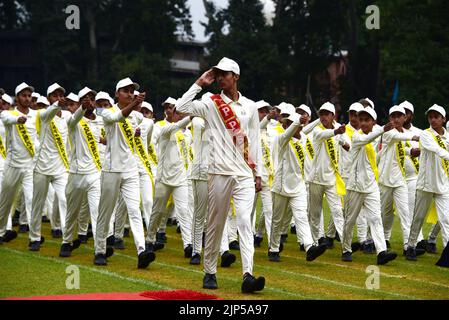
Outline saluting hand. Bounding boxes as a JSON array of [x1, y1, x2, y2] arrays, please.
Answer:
[[196, 69, 215, 88]]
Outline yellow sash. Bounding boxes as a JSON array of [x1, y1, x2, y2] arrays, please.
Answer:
[[318, 124, 346, 196], [405, 141, 419, 174], [396, 141, 406, 178], [50, 120, 69, 170], [305, 137, 314, 160], [290, 139, 305, 177], [346, 125, 355, 140], [79, 118, 102, 171], [0, 135, 6, 159], [10, 110, 35, 156], [261, 134, 274, 186], [273, 124, 285, 135], [147, 143, 158, 166], [134, 135, 155, 193], [112, 106, 134, 154], [427, 129, 449, 178], [175, 130, 189, 170]]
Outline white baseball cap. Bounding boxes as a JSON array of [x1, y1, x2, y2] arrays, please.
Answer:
[[358, 107, 377, 121], [287, 113, 301, 123], [319, 102, 336, 115], [95, 91, 111, 102], [213, 57, 240, 75], [365, 98, 375, 109], [66, 93, 79, 103], [399, 100, 414, 113], [78, 87, 97, 99], [426, 104, 446, 118], [108, 97, 115, 105], [297, 104, 311, 117], [15, 82, 35, 96], [36, 96, 50, 106], [141, 101, 153, 112], [1, 93, 13, 105], [163, 97, 177, 106], [348, 102, 364, 113], [31, 92, 41, 99], [280, 103, 295, 116], [255, 100, 271, 110], [389, 105, 406, 115], [116, 77, 140, 92], [47, 83, 66, 96]]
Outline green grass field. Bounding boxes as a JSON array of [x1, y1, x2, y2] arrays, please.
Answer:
[[1, 206, 449, 300]]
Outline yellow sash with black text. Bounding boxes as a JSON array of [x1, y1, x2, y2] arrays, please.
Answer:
[[79, 119, 102, 171], [318, 124, 346, 196], [10, 110, 35, 157], [134, 134, 155, 192], [396, 141, 406, 178], [405, 141, 419, 174], [290, 138, 305, 177], [0, 134, 6, 159], [359, 130, 379, 182], [111, 106, 135, 154], [175, 130, 190, 171], [261, 133, 274, 186]]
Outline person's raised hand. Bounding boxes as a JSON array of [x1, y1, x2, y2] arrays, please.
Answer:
[[195, 68, 216, 88]]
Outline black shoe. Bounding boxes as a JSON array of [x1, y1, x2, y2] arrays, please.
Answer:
[[156, 232, 167, 244], [341, 251, 353, 262], [220, 251, 236, 267], [290, 225, 296, 234], [3, 230, 17, 243], [94, 253, 107, 266], [299, 243, 305, 252], [229, 240, 240, 251], [72, 238, 81, 251], [254, 236, 263, 248], [416, 239, 427, 251], [363, 242, 375, 254], [426, 242, 438, 254], [241, 273, 265, 293], [19, 224, 29, 233], [40, 236, 45, 245], [28, 241, 40, 251], [335, 233, 341, 242], [351, 242, 362, 252], [114, 238, 125, 250], [51, 229, 62, 238], [190, 253, 201, 265], [268, 251, 280, 262], [280, 234, 288, 244], [41, 215, 50, 223], [203, 273, 218, 290], [106, 235, 115, 246], [377, 250, 397, 265], [385, 240, 391, 249], [184, 244, 193, 258], [176, 225, 181, 234], [106, 246, 114, 258], [123, 228, 130, 238], [59, 243, 73, 258], [145, 242, 164, 252], [318, 237, 326, 246], [325, 237, 334, 249], [0, 237, 3, 245], [78, 234, 88, 244], [306, 244, 327, 261], [137, 250, 156, 269], [12, 211, 20, 227], [405, 247, 417, 261]]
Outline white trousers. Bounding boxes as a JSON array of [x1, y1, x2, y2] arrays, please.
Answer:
[[428, 223, 441, 244], [406, 179, 424, 242], [254, 186, 273, 242], [408, 190, 449, 248], [204, 175, 255, 275], [29, 171, 68, 242], [95, 171, 145, 255], [63, 172, 101, 244], [227, 211, 238, 243], [77, 199, 90, 235], [0, 166, 33, 237], [342, 190, 387, 254], [0, 170, 13, 231], [380, 184, 411, 249], [191, 179, 208, 255]]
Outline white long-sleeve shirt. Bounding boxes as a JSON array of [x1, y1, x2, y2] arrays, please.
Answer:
[[0, 119, 6, 172], [377, 128, 415, 188], [416, 127, 449, 194], [175, 83, 262, 178], [134, 117, 154, 176], [403, 124, 422, 181], [340, 123, 356, 179], [0, 107, 39, 169], [272, 121, 307, 196], [100, 105, 140, 173], [346, 126, 384, 193], [189, 116, 208, 181], [156, 116, 191, 186]]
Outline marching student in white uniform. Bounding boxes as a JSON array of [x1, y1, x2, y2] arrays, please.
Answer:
[[341, 107, 398, 264], [176, 57, 266, 293], [378, 105, 422, 254], [268, 112, 328, 262], [0, 83, 39, 244], [94, 78, 154, 269], [30, 92, 41, 110], [406, 104, 449, 267], [59, 87, 103, 257], [307, 102, 348, 246], [146, 108, 193, 257]]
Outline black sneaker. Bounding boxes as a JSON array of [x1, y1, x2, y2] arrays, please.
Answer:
[[405, 247, 417, 261], [385, 240, 391, 249], [0, 237, 3, 245], [106, 246, 114, 258], [106, 235, 115, 246], [42, 215, 50, 223], [416, 239, 428, 251], [156, 232, 167, 244], [351, 242, 362, 252], [318, 237, 326, 246], [184, 244, 193, 258], [377, 250, 397, 265], [341, 251, 353, 262], [229, 240, 240, 251], [426, 242, 438, 254], [51, 229, 62, 238], [145, 242, 164, 252], [241, 273, 265, 293], [123, 228, 130, 238], [72, 238, 81, 251], [78, 234, 88, 244], [324, 237, 334, 249], [19, 224, 29, 233], [3, 230, 18, 243], [137, 250, 155, 269], [59, 243, 73, 258], [403, 247, 426, 256], [190, 253, 201, 265], [290, 225, 296, 234], [94, 253, 107, 266], [203, 273, 218, 290], [176, 225, 181, 234], [254, 236, 263, 248], [268, 251, 280, 262], [306, 244, 327, 261], [363, 242, 375, 254], [114, 238, 125, 250], [280, 234, 288, 244], [28, 241, 40, 251], [220, 251, 236, 267]]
